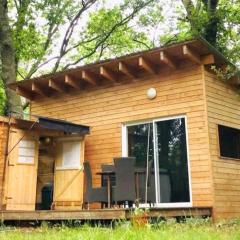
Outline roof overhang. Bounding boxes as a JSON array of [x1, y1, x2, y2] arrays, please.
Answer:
[[38, 116, 89, 135], [8, 38, 239, 100], [0, 116, 90, 136]]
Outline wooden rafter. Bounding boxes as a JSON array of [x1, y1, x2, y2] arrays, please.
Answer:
[[139, 57, 157, 74], [32, 82, 48, 97], [201, 54, 215, 65], [65, 75, 80, 89], [183, 45, 201, 64], [160, 51, 176, 69], [16, 86, 34, 100], [81, 70, 97, 85], [100, 66, 116, 82], [119, 62, 135, 78], [48, 79, 65, 93]]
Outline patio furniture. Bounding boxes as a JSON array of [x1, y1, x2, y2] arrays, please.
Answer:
[[101, 164, 116, 187], [96, 169, 115, 208], [83, 161, 108, 207], [112, 157, 136, 206]]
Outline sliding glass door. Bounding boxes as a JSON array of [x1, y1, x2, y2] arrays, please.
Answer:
[[123, 115, 191, 207], [153, 117, 190, 206]]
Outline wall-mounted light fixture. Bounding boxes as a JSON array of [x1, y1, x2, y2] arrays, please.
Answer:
[[147, 87, 157, 100]]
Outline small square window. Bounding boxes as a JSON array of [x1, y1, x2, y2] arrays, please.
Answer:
[[62, 142, 81, 169], [18, 140, 35, 164], [218, 125, 240, 159]]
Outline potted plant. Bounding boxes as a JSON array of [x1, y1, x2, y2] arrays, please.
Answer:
[[131, 208, 149, 228]]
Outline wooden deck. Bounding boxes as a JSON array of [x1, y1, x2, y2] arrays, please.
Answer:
[[0, 207, 212, 222]]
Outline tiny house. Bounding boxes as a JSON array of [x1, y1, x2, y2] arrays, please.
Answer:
[[0, 38, 239, 220]]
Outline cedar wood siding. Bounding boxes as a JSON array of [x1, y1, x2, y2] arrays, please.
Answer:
[[31, 64, 214, 208], [204, 69, 240, 220]]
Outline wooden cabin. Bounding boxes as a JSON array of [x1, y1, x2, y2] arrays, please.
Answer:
[[0, 38, 239, 221]]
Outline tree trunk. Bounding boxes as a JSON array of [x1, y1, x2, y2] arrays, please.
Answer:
[[182, 0, 219, 47], [204, 0, 219, 46], [0, 0, 22, 115]]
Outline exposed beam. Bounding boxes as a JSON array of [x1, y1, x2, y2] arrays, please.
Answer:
[[48, 79, 65, 93], [160, 51, 176, 69], [139, 57, 157, 74], [183, 45, 201, 64], [16, 86, 34, 100], [119, 62, 135, 78], [32, 82, 48, 97], [100, 66, 117, 82], [201, 54, 215, 65], [65, 75, 80, 89], [81, 70, 97, 85]]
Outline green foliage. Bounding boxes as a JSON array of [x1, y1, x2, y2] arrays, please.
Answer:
[[0, 80, 6, 115], [159, 0, 240, 65], [1, 0, 239, 115], [75, 7, 152, 63]]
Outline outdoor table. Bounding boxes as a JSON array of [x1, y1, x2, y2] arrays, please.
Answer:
[[96, 168, 148, 208]]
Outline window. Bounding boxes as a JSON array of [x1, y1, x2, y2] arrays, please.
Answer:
[[62, 142, 81, 169], [218, 125, 240, 159], [18, 140, 35, 164]]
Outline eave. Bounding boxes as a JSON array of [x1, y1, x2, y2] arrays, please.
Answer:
[[8, 38, 238, 100]]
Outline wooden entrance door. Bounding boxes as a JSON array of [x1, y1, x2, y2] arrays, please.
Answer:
[[5, 129, 39, 210], [53, 139, 84, 209]]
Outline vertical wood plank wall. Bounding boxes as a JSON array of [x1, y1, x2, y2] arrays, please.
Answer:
[[0, 121, 7, 209], [5, 130, 39, 211], [204, 69, 240, 219], [31, 64, 213, 208]]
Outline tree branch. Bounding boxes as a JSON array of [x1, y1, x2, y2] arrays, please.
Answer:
[[52, 0, 97, 72], [62, 0, 155, 70]]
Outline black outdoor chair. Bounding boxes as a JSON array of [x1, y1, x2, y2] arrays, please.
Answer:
[[112, 157, 136, 206], [83, 161, 108, 207], [139, 160, 155, 204]]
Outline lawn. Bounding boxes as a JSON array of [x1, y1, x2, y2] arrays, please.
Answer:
[[1, 218, 240, 240]]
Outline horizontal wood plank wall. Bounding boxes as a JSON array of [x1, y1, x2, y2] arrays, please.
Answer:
[[0, 122, 7, 209], [204, 69, 240, 219], [31, 64, 213, 208]]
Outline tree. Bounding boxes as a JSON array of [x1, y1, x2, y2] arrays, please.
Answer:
[[0, 0, 22, 114], [0, 0, 157, 115], [160, 0, 240, 64], [0, 0, 239, 116]]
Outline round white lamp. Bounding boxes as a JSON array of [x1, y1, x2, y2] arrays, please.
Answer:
[[147, 87, 157, 100]]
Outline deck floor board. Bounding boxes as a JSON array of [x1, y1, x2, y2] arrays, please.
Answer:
[[0, 207, 212, 221]]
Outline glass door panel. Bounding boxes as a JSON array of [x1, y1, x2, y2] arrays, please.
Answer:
[[154, 117, 190, 204], [127, 123, 154, 167], [127, 123, 155, 203]]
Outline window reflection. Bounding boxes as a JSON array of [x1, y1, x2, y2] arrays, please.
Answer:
[[156, 118, 190, 203]]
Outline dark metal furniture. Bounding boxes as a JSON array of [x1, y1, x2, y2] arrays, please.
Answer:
[[112, 157, 136, 205], [101, 164, 116, 187], [83, 161, 108, 207], [96, 170, 115, 208]]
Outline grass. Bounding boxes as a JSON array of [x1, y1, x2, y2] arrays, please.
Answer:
[[1, 218, 240, 240]]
